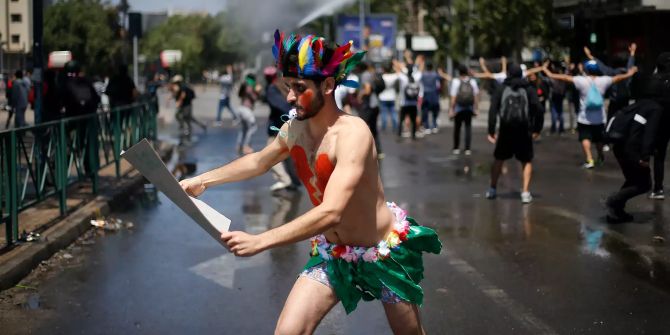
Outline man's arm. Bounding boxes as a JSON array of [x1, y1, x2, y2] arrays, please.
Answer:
[[542, 61, 574, 83], [488, 86, 501, 138], [223, 121, 373, 256], [611, 66, 638, 84], [180, 123, 291, 195]]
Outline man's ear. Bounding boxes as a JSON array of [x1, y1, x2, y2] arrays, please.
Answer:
[[322, 77, 336, 95]]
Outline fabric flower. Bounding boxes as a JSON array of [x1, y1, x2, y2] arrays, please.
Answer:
[[377, 240, 390, 258], [331, 245, 347, 258], [387, 232, 401, 248], [341, 246, 358, 262], [362, 248, 378, 262], [317, 245, 332, 260]]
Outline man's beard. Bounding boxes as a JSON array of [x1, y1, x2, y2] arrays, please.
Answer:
[[295, 90, 325, 121]]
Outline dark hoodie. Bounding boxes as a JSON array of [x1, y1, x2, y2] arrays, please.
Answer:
[[488, 75, 544, 136]]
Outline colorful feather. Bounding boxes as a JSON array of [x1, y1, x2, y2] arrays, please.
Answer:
[[298, 35, 313, 74], [321, 42, 352, 76]]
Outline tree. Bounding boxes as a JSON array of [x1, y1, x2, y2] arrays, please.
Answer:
[[449, 0, 551, 62], [44, 0, 124, 76]]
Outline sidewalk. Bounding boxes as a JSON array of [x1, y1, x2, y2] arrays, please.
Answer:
[[0, 141, 175, 291]]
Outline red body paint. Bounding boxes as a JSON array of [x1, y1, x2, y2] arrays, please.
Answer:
[[290, 146, 335, 205]]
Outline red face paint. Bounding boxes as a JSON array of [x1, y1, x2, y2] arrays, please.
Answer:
[[299, 90, 314, 113], [290, 146, 335, 206]]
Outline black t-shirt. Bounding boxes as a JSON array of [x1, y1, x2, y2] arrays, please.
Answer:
[[106, 74, 136, 107]]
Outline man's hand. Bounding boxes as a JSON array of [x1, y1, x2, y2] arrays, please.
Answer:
[[448, 111, 456, 120], [629, 43, 637, 56], [584, 46, 594, 60], [532, 133, 540, 140], [640, 160, 650, 168], [179, 176, 206, 197], [487, 134, 497, 144], [221, 231, 265, 257], [628, 66, 639, 75]]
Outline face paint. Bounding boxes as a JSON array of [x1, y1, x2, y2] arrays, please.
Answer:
[[290, 146, 335, 206]]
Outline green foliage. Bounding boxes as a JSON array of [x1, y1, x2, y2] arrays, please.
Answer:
[[44, 0, 124, 75], [141, 13, 249, 76], [449, 0, 552, 62]]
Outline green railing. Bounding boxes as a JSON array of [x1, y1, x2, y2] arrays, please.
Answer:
[[0, 98, 158, 246]]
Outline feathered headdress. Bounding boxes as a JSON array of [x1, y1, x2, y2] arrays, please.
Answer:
[[272, 29, 365, 88]]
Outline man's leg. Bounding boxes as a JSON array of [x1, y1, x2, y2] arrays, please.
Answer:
[[275, 276, 339, 335], [653, 134, 669, 192], [216, 99, 224, 122], [581, 139, 593, 163], [521, 162, 532, 193], [383, 301, 425, 335], [453, 113, 462, 150], [464, 112, 472, 151], [490, 159, 504, 188]]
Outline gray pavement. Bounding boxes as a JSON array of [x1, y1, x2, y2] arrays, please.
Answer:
[[1, 85, 670, 334]]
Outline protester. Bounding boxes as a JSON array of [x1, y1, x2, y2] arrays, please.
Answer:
[[449, 64, 479, 155], [170, 75, 196, 144], [10, 70, 30, 128], [486, 64, 544, 204], [105, 64, 138, 108], [584, 44, 637, 122], [542, 60, 637, 169], [548, 62, 567, 134], [648, 52, 670, 200], [264, 65, 299, 192], [605, 98, 663, 222], [419, 62, 441, 134], [216, 65, 238, 126], [378, 63, 400, 132], [236, 73, 260, 155], [358, 62, 383, 158], [396, 60, 421, 139], [179, 31, 441, 334]]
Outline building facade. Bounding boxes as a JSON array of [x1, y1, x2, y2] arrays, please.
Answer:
[[1, 0, 33, 72]]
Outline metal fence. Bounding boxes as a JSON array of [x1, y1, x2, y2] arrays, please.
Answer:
[[0, 98, 158, 246]]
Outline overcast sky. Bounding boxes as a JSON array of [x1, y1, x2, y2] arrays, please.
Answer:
[[118, 0, 229, 14]]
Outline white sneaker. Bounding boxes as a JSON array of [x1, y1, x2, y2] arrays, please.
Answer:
[[452, 149, 461, 155], [423, 128, 432, 135], [521, 192, 533, 204], [485, 188, 497, 199], [270, 181, 291, 191], [582, 160, 595, 169], [603, 145, 611, 152], [432, 128, 439, 134], [464, 150, 472, 156], [401, 131, 411, 138], [649, 190, 665, 200]]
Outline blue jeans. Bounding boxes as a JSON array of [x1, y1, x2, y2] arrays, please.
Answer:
[[421, 99, 440, 130], [217, 97, 237, 122], [379, 100, 398, 131], [550, 95, 564, 133]]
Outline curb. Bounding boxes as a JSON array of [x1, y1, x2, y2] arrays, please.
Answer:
[[0, 142, 174, 291]]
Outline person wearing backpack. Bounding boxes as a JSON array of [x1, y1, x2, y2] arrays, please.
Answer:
[[419, 62, 442, 134], [542, 60, 638, 169], [397, 62, 422, 139], [604, 98, 663, 223], [485, 64, 543, 204], [449, 64, 479, 155]]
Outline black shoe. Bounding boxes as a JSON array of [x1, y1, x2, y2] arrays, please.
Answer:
[[606, 205, 633, 223]]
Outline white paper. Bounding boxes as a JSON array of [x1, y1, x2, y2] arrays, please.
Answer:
[[121, 139, 231, 247]]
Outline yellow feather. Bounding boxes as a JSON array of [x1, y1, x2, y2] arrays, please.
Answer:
[[298, 37, 312, 71]]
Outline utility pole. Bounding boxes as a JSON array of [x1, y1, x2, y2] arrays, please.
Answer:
[[468, 0, 474, 58], [359, 0, 365, 50], [33, 0, 44, 124]]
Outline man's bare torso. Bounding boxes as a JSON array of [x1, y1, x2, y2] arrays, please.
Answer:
[[286, 113, 393, 246]]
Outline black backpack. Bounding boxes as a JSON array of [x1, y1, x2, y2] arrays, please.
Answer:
[[455, 78, 475, 106], [373, 73, 386, 95], [605, 102, 640, 144], [405, 80, 420, 100], [183, 85, 196, 101], [499, 86, 529, 127], [65, 78, 99, 116]]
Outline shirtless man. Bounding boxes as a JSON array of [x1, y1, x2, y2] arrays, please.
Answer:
[[179, 31, 441, 334]]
